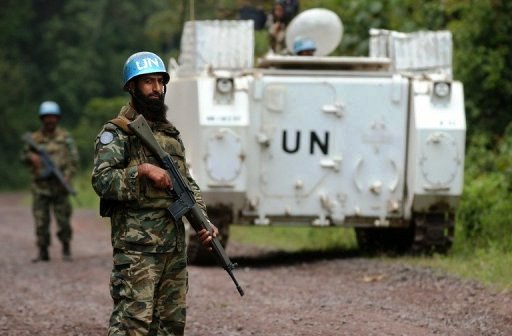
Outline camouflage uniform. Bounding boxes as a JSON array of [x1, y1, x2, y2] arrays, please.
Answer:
[[22, 127, 78, 254], [91, 104, 208, 336]]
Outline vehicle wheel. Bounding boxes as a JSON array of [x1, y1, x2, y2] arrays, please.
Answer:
[[411, 212, 454, 254], [187, 204, 233, 265]]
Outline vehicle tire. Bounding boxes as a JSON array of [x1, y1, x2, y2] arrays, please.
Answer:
[[187, 204, 233, 265], [411, 212, 454, 254]]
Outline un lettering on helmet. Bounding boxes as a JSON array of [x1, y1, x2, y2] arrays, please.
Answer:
[[136, 57, 161, 71]]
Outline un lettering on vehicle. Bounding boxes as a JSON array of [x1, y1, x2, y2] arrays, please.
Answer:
[[282, 130, 329, 155]]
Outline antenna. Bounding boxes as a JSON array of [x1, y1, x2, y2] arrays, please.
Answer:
[[189, 0, 195, 21]]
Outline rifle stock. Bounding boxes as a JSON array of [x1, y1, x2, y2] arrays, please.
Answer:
[[128, 115, 245, 296], [22, 133, 77, 196]]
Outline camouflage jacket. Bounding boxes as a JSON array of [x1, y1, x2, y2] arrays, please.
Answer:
[[91, 103, 208, 253], [21, 127, 79, 196]]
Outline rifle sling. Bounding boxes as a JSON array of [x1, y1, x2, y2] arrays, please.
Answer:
[[109, 116, 133, 134]]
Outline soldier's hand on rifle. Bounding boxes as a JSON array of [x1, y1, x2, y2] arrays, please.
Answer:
[[29, 153, 42, 171], [197, 222, 219, 250], [138, 163, 172, 190]]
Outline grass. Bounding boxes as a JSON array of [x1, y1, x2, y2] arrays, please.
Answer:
[[398, 245, 512, 292], [229, 225, 358, 252]]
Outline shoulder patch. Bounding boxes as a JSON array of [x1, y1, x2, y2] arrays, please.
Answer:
[[99, 131, 114, 145]]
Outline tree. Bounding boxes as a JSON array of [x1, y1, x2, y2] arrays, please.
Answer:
[[0, 0, 37, 188], [447, 0, 512, 136]]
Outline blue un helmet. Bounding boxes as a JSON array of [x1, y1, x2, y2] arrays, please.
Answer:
[[39, 101, 61, 117], [122, 51, 170, 90], [293, 37, 317, 55]]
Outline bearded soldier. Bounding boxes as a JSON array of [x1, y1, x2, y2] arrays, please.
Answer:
[[91, 51, 218, 336]]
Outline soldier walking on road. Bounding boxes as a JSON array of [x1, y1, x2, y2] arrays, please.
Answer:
[[21, 101, 79, 262], [91, 51, 218, 336]]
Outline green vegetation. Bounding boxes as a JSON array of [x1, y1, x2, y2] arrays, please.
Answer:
[[403, 247, 512, 292], [230, 225, 357, 252], [4, 0, 512, 290]]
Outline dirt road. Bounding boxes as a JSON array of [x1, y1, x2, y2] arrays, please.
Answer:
[[1, 192, 511, 336]]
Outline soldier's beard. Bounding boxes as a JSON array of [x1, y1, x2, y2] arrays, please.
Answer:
[[132, 87, 168, 122]]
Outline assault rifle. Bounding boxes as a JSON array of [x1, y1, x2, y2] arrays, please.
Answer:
[[128, 115, 245, 296], [22, 133, 77, 196]]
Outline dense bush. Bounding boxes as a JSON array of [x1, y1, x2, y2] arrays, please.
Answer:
[[456, 128, 512, 252]]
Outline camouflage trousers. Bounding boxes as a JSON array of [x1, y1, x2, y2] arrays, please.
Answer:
[[32, 191, 72, 248], [108, 248, 188, 336]]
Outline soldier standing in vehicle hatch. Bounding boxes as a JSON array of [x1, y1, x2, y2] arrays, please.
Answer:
[[268, 0, 300, 54], [268, 1, 288, 54], [293, 37, 316, 56], [21, 101, 79, 262], [91, 51, 218, 336]]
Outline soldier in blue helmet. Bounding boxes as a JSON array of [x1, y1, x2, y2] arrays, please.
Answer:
[[91, 51, 218, 335], [21, 101, 79, 262], [293, 37, 317, 56]]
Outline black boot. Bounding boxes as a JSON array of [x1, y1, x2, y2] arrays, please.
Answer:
[[62, 242, 72, 262], [32, 246, 49, 263]]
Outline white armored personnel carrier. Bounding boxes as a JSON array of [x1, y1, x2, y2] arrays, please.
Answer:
[[165, 9, 466, 261]]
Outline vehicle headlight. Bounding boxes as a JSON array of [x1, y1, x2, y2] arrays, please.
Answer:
[[216, 78, 234, 94], [433, 82, 451, 98]]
